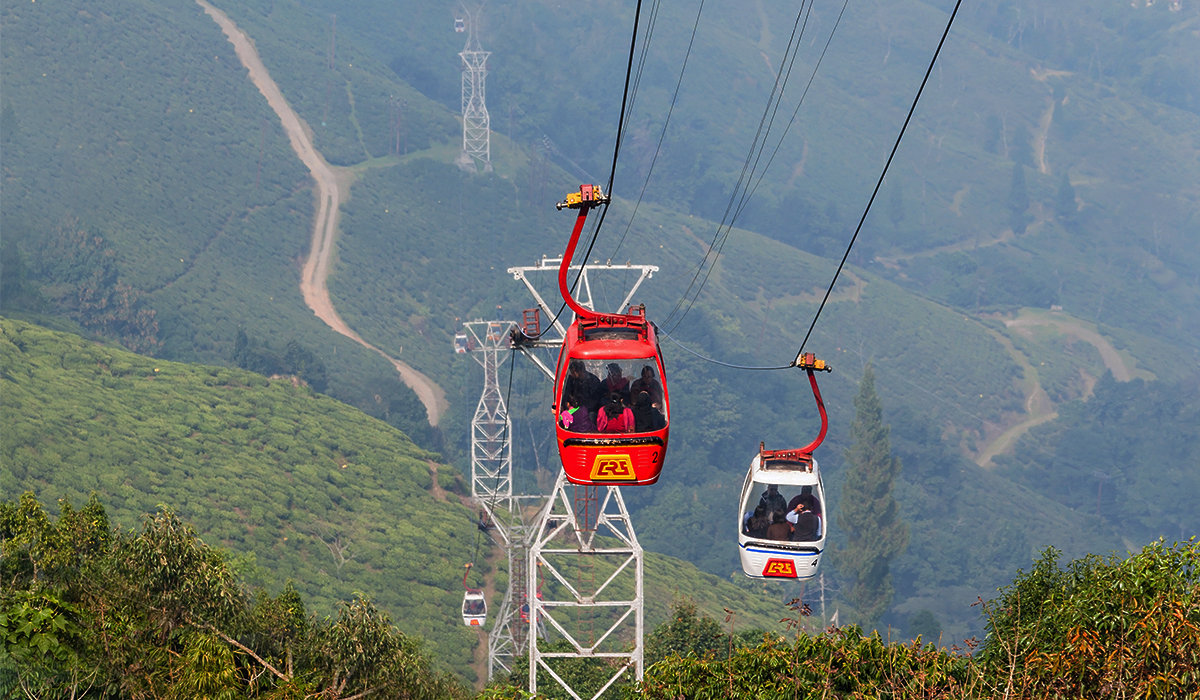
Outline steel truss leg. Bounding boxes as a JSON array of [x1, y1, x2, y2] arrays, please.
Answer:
[[529, 471, 644, 699]]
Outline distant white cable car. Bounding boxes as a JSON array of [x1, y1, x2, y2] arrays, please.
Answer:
[[454, 17, 466, 33], [461, 563, 487, 627], [737, 354, 831, 580], [454, 332, 469, 354]]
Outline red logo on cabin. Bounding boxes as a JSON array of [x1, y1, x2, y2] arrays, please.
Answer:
[[762, 559, 797, 578], [590, 455, 635, 480]]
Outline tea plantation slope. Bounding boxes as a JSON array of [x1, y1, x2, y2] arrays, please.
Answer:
[[0, 318, 486, 677], [0, 318, 797, 681], [0, 0, 439, 445]]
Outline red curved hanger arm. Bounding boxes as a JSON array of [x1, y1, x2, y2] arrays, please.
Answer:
[[797, 368, 828, 454], [557, 207, 597, 320], [463, 563, 473, 590]]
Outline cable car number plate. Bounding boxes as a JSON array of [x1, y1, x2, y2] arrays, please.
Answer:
[[590, 454, 636, 480], [762, 558, 798, 578]]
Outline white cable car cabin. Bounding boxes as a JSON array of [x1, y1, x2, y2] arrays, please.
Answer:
[[454, 17, 466, 32], [737, 354, 831, 580], [461, 564, 486, 627], [462, 591, 486, 626]]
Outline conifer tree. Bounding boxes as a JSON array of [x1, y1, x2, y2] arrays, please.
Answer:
[[1008, 163, 1031, 234], [1055, 171, 1077, 221], [1012, 123, 1035, 168], [835, 364, 909, 628]]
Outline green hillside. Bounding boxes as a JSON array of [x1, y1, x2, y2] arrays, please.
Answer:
[[262, 0, 1200, 355], [317, 154, 1127, 640], [0, 318, 797, 682], [0, 0, 439, 449], [3, 0, 1194, 655], [996, 373, 1200, 546]]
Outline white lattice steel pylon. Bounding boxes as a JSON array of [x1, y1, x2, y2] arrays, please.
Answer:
[[461, 321, 513, 516], [455, 256, 657, 687], [457, 7, 491, 174], [456, 320, 532, 678], [486, 538, 529, 678], [528, 471, 644, 699]]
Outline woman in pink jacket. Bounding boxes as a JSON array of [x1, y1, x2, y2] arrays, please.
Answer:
[[596, 392, 634, 433]]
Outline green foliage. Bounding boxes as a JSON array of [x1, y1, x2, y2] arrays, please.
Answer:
[[644, 600, 730, 667], [0, 493, 469, 699], [835, 365, 909, 627], [1007, 163, 1031, 235], [639, 542, 1200, 698], [978, 540, 1200, 697], [638, 625, 976, 699], [0, 591, 83, 667], [232, 329, 329, 393], [0, 318, 480, 678], [10, 219, 159, 354]]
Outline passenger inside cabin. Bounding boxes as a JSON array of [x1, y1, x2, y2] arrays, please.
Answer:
[[796, 512, 821, 541], [563, 360, 603, 412], [766, 510, 792, 541], [464, 597, 485, 616], [629, 365, 663, 406], [561, 394, 596, 432], [744, 504, 770, 539], [787, 485, 821, 516], [759, 484, 787, 515], [603, 363, 631, 403], [631, 391, 666, 432], [789, 507, 820, 541], [597, 392, 635, 433]]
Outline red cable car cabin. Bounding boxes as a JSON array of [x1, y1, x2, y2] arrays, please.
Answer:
[[552, 185, 670, 485]]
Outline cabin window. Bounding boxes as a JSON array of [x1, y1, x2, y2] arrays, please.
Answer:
[[559, 357, 666, 432], [741, 480, 823, 543]]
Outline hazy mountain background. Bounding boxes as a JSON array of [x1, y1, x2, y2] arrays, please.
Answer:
[[3, 0, 1198, 669]]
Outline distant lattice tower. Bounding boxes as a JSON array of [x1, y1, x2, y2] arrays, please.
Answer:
[[456, 7, 492, 174]]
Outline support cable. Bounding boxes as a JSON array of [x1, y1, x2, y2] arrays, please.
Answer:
[[662, 0, 814, 329], [573, 0, 645, 271], [519, 0, 645, 339], [617, 0, 662, 153], [658, 325, 793, 370], [792, 0, 963, 363], [656, 0, 964, 370], [611, 0, 706, 261], [666, 0, 844, 334], [731, 0, 849, 223]]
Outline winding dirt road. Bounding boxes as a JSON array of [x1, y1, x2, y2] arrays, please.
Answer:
[[976, 313, 1133, 467], [975, 325, 1058, 469], [1006, 317, 1132, 382], [198, 0, 447, 426]]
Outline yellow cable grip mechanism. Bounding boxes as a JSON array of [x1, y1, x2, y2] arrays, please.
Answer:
[[556, 183, 611, 210]]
